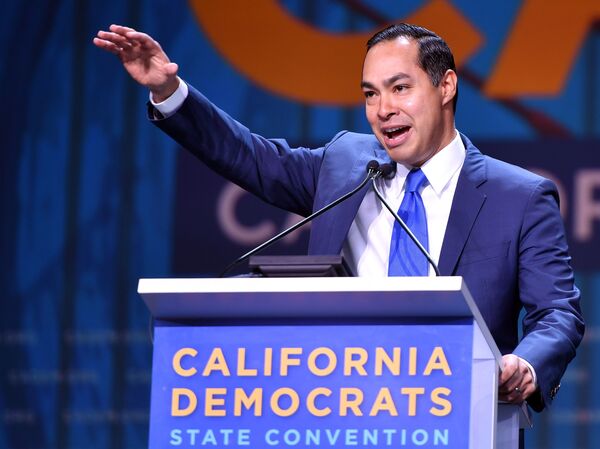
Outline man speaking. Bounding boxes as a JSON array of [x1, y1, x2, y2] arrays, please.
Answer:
[[94, 23, 584, 414]]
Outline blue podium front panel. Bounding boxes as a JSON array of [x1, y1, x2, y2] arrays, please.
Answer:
[[149, 323, 473, 448]]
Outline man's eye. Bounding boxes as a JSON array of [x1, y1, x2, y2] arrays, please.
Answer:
[[394, 85, 408, 92], [364, 91, 375, 98]]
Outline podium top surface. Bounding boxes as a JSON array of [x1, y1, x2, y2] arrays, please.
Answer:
[[139, 275, 462, 294], [139, 276, 481, 320]]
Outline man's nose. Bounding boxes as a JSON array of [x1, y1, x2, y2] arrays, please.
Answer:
[[377, 94, 397, 120]]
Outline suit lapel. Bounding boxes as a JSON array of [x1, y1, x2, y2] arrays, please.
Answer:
[[438, 136, 487, 275], [313, 142, 391, 254]]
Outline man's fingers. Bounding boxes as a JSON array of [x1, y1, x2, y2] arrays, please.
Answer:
[[499, 364, 530, 393], [95, 26, 163, 56], [124, 31, 161, 51], [497, 354, 536, 403], [498, 356, 518, 386], [164, 62, 179, 77], [498, 368, 517, 386], [499, 382, 535, 403], [92, 37, 122, 55], [95, 31, 132, 48], [109, 24, 136, 35], [499, 374, 520, 395], [99, 30, 148, 49]]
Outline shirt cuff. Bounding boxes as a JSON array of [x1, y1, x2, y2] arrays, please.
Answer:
[[149, 77, 188, 118], [518, 356, 538, 387]]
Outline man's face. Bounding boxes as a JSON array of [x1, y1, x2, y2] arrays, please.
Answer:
[[362, 37, 454, 167]]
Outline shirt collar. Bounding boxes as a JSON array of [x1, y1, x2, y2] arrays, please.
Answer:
[[391, 130, 465, 196]]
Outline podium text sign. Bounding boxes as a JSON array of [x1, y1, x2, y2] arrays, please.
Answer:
[[139, 277, 521, 448]]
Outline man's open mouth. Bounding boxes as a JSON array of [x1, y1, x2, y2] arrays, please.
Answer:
[[383, 126, 411, 139]]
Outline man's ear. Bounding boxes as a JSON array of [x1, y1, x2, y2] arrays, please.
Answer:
[[440, 69, 457, 108]]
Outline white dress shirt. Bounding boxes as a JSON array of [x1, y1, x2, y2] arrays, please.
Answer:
[[344, 131, 466, 277]]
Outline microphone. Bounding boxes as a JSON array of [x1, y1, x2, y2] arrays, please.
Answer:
[[376, 162, 396, 179], [366, 159, 380, 173], [370, 167, 441, 276], [219, 160, 382, 277]]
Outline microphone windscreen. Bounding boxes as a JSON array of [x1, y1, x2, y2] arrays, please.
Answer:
[[366, 160, 380, 172], [379, 163, 396, 178]]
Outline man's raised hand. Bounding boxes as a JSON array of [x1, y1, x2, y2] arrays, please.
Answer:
[[93, 24, 179, 102]]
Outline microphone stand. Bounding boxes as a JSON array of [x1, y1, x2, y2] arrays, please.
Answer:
[[370, 173, 441, 276], [219, 164, 380, 277]]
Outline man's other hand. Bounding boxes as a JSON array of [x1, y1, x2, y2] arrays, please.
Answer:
[[499, 354, 536, 403]]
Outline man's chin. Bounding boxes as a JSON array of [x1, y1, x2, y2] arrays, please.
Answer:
[[383, 145, 417, 167]]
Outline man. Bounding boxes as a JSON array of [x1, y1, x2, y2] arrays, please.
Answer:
[[94, 23, 583, 412]]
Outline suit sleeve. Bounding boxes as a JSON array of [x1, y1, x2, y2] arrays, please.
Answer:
[[150, 85, 332, 217], [512, 178, 584, 410]]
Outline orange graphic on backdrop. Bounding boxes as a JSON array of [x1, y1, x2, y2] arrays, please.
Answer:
[[485, 0, 600, 97], [189, 0, 482, 105]]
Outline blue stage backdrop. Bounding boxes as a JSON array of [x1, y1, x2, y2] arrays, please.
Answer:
[[1, 1, 599, 448]]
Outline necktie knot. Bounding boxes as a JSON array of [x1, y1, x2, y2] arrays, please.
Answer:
[[405, 168, 427, 193]]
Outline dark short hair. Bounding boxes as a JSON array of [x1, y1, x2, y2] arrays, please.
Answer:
[[367, 23, 458, 112]]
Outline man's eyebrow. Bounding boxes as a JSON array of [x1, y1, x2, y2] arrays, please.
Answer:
[[361, 73, 411, 90], [384, 73, 410, 87], [360, 80, 375, 90]]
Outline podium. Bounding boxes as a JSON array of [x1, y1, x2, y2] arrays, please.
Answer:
[[138, 276, 531, 448]]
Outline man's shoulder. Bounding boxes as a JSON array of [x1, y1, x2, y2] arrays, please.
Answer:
[[463, 135, 551, 194], [325, 131, 379, 148], [484, 153, 546, 185]]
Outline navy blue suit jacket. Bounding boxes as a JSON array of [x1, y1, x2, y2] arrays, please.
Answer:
[[154, 86, 584, 411]]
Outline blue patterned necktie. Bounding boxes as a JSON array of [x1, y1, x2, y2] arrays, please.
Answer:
[[388, 168, 429, 276]]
